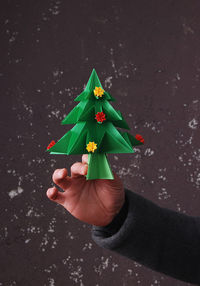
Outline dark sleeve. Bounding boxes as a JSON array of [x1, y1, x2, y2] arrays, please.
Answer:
[[91, 189, 200, 284]]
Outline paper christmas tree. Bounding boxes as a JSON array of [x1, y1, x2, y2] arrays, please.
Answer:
[[47, 69, 144, 180]]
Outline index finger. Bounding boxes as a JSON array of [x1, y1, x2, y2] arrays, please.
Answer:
[[82, 154, 88, 164], [71, 162, 88, 178]]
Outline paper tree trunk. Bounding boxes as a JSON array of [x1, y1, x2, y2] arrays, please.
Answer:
[[87, 153, 113, 180], [47, 69, 144, 180]]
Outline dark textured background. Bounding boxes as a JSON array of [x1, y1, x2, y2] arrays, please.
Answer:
[[1, 0, 200, 285]]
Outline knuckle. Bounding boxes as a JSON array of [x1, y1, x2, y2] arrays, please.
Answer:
[[52, 169, 60, 181], [71, 162, 81, 174], [70, 163, 77, 173]]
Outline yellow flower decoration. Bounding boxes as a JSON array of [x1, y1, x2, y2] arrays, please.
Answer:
[[86, 141, 97, 153], [94, 86, 104, 97]]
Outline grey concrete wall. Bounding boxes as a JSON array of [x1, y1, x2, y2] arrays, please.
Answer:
[[1, 0, 200, 285]]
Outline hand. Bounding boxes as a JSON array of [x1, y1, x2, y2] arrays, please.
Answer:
[[46, 154, 125, 226]]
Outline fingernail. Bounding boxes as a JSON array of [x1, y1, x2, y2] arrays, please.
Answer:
[[58, 169, 64, 177], [81, 165, 87, 175], [48, 188, 54, 196]]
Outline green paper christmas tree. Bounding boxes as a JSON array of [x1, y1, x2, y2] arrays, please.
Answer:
[[46, 69, 144, 180]]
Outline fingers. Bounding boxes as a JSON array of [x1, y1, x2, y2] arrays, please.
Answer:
[[70, 162, 88, 178], [52, 168, 71, 190], [82, 154, 88, 164], [46, 186, 65, 205]]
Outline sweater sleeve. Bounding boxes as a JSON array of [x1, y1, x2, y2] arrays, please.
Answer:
[[91, 189, 200, 284]]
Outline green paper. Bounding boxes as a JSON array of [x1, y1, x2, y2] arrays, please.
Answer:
[[86, 153, 114, 180], [94, 100, 103, 114], [75, 69, 101, 101], [78, 105, 94, 121], [74, 69, 115, 102], [102, 101, 122, 121], [99, 130, 135, 154], [104, 91, 115, 102], [48, 131, 72, 154], [67, 122, 86, 154], [62, 100, 92, 124], [112, 111, 130, 130], [47, 69, 144, 180]]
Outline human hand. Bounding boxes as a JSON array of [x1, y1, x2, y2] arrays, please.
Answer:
[[46, 154, 125, 226]]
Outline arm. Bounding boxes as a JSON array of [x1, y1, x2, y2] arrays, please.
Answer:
[[91, 189, 200, 284], [46, 156, 200, 284]]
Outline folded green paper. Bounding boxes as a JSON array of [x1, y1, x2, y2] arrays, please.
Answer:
[[46, 69, 144, 180]]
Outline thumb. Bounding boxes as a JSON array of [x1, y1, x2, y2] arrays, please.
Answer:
[[46, 186, 65, 206]]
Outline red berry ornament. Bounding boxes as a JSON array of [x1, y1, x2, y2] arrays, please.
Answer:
[[135, 134, 144, 144], [47, 140, 56, 150], [95, 112, 106, 123]]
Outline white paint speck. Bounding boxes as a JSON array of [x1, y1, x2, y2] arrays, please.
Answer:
[[104, 76, 113, 89], [25, 239, 31, 244], [82, 242, 93, 251], [48, 277, 55, 286], [188, 118, 198, 129], [8, 187, 24, 199], [144, 148, 154, 157], [158, 187, 171, 200]]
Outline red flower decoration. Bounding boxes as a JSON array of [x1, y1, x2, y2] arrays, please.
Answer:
[[47, 140, 56, 150], [135, 134, 144, 144], [95, 112, 106, 123]]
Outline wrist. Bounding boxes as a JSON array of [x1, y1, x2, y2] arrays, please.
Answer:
[[93, 193, 128, 235]]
